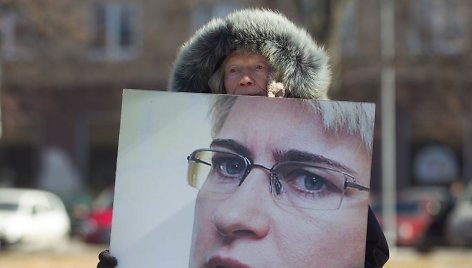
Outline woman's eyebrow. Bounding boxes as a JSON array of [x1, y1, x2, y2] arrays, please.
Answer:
[[276, 149, 357, 175], [210, 139, 253, 159]]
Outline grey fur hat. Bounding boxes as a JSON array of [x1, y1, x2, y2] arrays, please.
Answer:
[[168, 8, 331, 99]]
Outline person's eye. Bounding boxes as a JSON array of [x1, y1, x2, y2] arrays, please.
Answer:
[[212, 155, 246, 178], [284, 169, 341, 198], [255, 64, 265, 70], [226, 66, 239, 74]]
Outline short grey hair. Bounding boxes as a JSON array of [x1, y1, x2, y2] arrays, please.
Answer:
[[209, 95, 375, 153]]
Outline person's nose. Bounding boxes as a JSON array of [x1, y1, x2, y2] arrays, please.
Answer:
[[212, 169, 271, 240], [238, 72, 254, 87]]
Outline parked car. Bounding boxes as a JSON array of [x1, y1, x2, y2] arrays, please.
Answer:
[[447, 182, 472, 246], [372, 186, 454, 250], [0, 188, 71, 250], [78, 187, 113, 244]]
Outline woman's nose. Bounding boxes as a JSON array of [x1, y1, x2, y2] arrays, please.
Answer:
[[239, 74, 254, 87], [212, 169, 271, 240]]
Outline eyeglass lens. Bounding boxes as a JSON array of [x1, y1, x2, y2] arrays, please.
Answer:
[[188, 149, 353, 210]]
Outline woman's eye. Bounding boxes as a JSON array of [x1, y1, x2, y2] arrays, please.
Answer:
[[295, 172, 326, 191], [255, 64, 265, 70], [212, 157, 245, 177], [226, 66, 239, 73], [284, 169, 340, 195]]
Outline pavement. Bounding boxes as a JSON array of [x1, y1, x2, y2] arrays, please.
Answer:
[[0, 238, 106, 268], [385, 246, 472, 268], [0, 239, 471, 268]]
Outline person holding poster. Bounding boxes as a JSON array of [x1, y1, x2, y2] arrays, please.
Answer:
[[187, 96, 374, 268], [169, 8, 388, 268], [98, 8, 388, 268]]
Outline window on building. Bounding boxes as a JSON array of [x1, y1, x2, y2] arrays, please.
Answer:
[[191, 2, 240, 32], [407, 0, 467, 55], [340, 0, 358, 56], [430, 0, 468, 55], [0, 11, 16, 60], [89, 3, 139, 60]]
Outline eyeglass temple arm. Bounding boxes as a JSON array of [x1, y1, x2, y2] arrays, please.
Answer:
[[345, 181, 370, 192], [187, 155, 211, 166]]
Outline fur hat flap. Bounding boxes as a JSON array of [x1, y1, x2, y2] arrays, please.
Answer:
[[169, 8, 331, 99]]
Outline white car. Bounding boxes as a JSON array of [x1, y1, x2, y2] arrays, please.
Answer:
[[0, 188, 71, 249]]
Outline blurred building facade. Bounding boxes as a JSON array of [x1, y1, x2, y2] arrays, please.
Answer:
[[0, 0, 470, 201]]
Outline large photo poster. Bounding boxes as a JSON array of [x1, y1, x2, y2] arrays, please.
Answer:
[[111, 89, 375, 268]]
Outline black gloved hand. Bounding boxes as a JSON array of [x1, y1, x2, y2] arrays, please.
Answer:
[[97, 249, 118, 268]]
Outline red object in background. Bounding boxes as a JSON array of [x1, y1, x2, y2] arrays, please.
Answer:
[[372, 186, 453, 248], [81, 206, 113, 244], [394, 200, 436, 246], [78, 188, 114, 244], [373, 200, 434, 246]]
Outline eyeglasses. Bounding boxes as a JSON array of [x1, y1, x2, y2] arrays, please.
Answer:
[[187, 149, 369, 210]]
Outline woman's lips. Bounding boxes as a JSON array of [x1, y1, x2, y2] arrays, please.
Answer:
[[206, 256, 250, 268]]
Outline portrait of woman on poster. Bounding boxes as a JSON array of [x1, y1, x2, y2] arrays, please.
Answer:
[[186, 95, 374, 268]]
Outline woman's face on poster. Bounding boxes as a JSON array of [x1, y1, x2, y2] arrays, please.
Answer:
[[189, 98, 371, 268]]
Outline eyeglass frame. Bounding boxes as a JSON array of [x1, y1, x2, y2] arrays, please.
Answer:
[[187, 148, 370, 210]]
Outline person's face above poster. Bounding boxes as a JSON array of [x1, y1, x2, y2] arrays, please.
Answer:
[[223, 51, 271, 96], [188, 96, 373, 268]]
